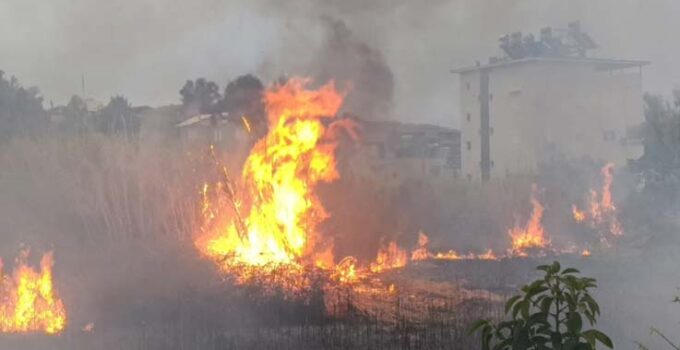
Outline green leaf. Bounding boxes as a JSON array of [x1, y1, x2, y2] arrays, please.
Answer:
[[575, 342, 594, 350], [582, 329, 613, 349], [537, 264, 551, 272], [505, 295, 522, 314], [540, 296, 553, 314], [520, 299, 531, 320], [512, 299, 525, 319], [482, 331, 493, 350], [493, 338, 513, 350], [550, 261, 561, 274], [528, 286, 549, 298], [567, 312, 583, 334], [561, 268, 580, 275], [551, 331, 563, 349], [469, 319, 490, 334]]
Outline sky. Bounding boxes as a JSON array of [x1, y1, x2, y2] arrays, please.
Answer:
[[0, 0, 678, 127]]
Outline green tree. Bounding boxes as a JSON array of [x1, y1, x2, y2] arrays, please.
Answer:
[[62, 95, 91, 132], [634, 92, 680, 174], [470, 261, 612, 350], [0, 70, 46, 137], [179, 78, 221, 115], [95, 95, 139, 138], [221, 74, 266, 136]]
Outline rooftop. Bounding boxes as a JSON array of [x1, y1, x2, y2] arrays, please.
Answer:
[[451, 56, 650, 74]]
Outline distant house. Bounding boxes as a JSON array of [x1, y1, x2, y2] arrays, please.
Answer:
[[453, 22, 648, 182], [346, 119, 461, 186], [175, 112, 251, 152]]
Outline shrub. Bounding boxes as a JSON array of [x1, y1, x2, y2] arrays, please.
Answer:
[[470, 261, 612, 349]]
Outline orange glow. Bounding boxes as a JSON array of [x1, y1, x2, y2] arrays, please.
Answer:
[[410, 232, 431, 261], [331, 257, 362, 285], [572, 163, 623, 238], [572, 205, 586, 222], [0, 251, 67, 335], [410, 232, 498, 261], [195, 78, 347, 295], [370, 241, 408, 273], [241, 115, 252, 133], [193, 78, 379, 298], [509, 185, 549, 256], [433, 249, 498, 261], [600, 163, 615, 212]]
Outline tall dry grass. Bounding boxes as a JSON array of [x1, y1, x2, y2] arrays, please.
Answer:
[[0, 133, 202, 248]]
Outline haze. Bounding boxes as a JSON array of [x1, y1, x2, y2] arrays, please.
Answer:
[[1, 0, 677, 127]]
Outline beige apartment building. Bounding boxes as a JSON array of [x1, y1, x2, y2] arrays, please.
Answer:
[[453, 23, 648, 182]]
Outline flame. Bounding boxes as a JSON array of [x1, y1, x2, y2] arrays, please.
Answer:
[[572, 163, 623, 238], [572, 205, 586, 222], [0, 251, 67, 335], [410, 232, 498, 261], [600, 163, 615, 212], [509, 185, 549, 256], [410, 232, 431, 261], [195, 78, 355, 295], [331, 257, 361, 285], [241, 115, 252, 133], [370, 241, 408, 273]]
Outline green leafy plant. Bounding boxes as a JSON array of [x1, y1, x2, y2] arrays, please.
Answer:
[[470, 261, 613, 349]]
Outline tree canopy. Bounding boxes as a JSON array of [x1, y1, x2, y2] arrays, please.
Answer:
[[0, 70, 46, 138]]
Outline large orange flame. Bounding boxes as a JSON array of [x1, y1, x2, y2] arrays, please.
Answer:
[[509, 185, 549, 256], [195, 78, 353, 294], [0, 251, 67, 335]]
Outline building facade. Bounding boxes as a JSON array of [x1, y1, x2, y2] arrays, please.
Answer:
[[454, 25, 648, 182], [344, 119, 461, 186]]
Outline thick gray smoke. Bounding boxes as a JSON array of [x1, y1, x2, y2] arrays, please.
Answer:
[[3, 0, 680, 127], [312, 16, 394, 120]]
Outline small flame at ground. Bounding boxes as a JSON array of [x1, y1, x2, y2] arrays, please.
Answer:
[[411, 231, 498, 261], [0, 251, 67, 335]]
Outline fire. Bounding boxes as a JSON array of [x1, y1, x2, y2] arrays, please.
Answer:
[[0, 251, 67, 335], [195, 78, 355, 295], [572, 163, 623, 238], [572, 205, 586, 222], [411, 232, 498, 261], [240, 115, 252, 133], [410, 232, 430, 261], [509, 185, 549, 256], [369, 241, 408, 273], [434, 249, 498, 261], [331, 257, 361, 285]]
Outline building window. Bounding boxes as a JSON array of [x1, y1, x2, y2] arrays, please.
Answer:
[[466, 141, 471, 150], [466, 113, 471, 122]]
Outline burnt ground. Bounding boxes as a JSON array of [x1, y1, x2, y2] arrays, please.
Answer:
[[1, 250, 676, 350]]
